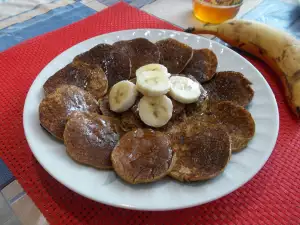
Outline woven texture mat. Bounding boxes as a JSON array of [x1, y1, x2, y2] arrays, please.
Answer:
[[0, 2, 299, 225]]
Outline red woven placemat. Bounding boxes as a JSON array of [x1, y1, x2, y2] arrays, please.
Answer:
[[0, 2, 299, 225]]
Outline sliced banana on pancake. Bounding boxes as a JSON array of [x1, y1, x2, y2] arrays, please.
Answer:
[[109, 80, 138, 113], [138, 95, 173, 128], [169, 76, 201, 104], [136, 70, 171, 96], [136, 64, 170, 78]]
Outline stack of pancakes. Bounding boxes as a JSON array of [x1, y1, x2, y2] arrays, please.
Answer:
[[39, 38, 255, 184]]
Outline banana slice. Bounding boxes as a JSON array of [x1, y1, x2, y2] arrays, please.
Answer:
[[169, 76, 201, 104], [109, 80, 138, 113], [138, 95, 173, 127], [136, 64, 170, 78], [136, 71, 171, 96]]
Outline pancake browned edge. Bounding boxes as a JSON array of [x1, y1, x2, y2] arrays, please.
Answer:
[[167, 121, 231, 182], [182, 49, 218, 83], [111, 129, 176, 184], [74, 43, 131, 87], [39, 85, 99, 140], [203, 71, 254, 107], [43, 62, 108, 99], [156, 38, 193, 74], [113, 38, 160, 77], [208, 101, 255, 152], [64, 112, 123, 169]]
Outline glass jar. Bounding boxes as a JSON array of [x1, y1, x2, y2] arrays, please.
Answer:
[[193, 0, 243, 24]]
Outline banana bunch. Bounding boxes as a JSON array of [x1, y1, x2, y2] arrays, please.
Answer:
[[109, 64, 202, 127], [186, 19, 300, 117]]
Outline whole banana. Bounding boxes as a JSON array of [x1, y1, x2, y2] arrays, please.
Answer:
[[186, 20, 300, 117]]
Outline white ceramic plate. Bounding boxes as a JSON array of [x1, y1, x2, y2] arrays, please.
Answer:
[[23, 29, 279, 211]]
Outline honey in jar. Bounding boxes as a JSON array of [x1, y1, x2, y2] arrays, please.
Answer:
[[193, 0, 243, 24]]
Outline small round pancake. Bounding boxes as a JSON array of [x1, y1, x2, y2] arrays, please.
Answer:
[[156, 38, 193, 74], [113, 38, 160, 77], [39, 85, 99, 140], [74, 44, 131, 87], [111, 129, 175, 184], [64, 112, 123, 169], [182, 49, 218, 83], [203, 71, 254, 107], [169, 123, 231, 182], [209, 101, 255, 152], [43, 62, 108, 99]]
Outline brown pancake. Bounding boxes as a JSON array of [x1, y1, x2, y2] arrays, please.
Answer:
[[74, 44, 131, 87], [74, 43, 113, 65], [111, 129, 175, 184], [64, 112, 123, 169], [186, 101, 255, 152], [168, 122, 231, 182], [113, 38, 160, 77], [203, 71, 254, 107], [43, 62, 108, 99], [208, 101, 255, 152], [156, 38, 193, 74], [39, 85, 99, 140], [120, 111, 145, 132], [182, 49, 218, 83]]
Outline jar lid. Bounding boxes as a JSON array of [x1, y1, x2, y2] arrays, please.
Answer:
[[201, 0, 243, 6]]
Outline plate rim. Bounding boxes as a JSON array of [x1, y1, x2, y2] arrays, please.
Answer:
[[23, 29, 279, 211]]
